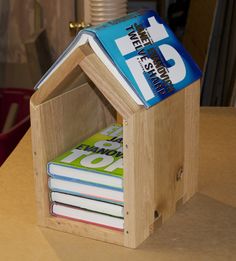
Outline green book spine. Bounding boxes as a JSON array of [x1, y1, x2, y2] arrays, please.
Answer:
[[48, 124, 123, 189]]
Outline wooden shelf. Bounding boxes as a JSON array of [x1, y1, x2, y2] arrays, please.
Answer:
[[30, 44, 200, 248], [46, 216, 124, 246]]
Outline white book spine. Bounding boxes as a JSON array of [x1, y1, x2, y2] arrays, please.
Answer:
[[51, 192, 124, 217]]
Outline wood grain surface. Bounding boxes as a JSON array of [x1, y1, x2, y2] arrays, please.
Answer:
[[0, 108, 235, 260]]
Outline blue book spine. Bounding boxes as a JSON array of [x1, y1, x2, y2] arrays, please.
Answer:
[[48, 172, 123, 192]]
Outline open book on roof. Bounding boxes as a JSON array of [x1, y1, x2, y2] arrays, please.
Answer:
[[35, 10, 201, 108]]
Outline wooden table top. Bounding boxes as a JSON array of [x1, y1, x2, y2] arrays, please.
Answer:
[[0, 107, 235, 261]]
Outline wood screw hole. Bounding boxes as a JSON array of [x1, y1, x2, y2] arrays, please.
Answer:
[[176, 167, 183, 181], [154, 210, 159, 219]]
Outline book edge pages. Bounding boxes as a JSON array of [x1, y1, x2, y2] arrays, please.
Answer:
[[48, 178, 124, 203], [35, 31, 143, 105], [48, 163, 123, 189], [51, 192, 124, 217]]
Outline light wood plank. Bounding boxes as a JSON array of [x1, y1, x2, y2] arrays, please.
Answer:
[[124, 89, 185, 248], [183, 80, 200, 201], [46, 217, 124, 246]]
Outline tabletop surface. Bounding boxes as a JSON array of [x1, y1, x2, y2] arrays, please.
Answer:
[[0, 107, 235, 261]]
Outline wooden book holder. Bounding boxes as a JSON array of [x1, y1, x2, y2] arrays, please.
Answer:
[[30, 44, 200, 248]]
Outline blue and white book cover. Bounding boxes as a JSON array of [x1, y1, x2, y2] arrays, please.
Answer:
[[35, 10, 201, 108], [84, 10, 202, 107]]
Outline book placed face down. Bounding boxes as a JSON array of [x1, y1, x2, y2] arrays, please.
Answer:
[[48, 124, 124, 230], [36, 10, 202, 108]]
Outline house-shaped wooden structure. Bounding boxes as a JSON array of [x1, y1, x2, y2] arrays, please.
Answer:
[[30, 43, 200, 248]]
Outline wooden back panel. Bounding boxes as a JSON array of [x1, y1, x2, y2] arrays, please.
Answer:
[[30, 81, 115, 223]]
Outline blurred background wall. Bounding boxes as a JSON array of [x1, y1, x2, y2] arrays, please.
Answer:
[[0, 0, 74, 88], [0, 0, 235, 105]]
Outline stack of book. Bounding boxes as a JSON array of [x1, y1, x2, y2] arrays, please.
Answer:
[[47, 123, 124, 230]]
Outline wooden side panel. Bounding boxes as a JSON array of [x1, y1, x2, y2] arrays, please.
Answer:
[[123, 108, 157, 248], [154, 90, 185, 217], [30, 82, 115, 226], [184, 80, 200, 201], [124, 90, 185, 248]]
